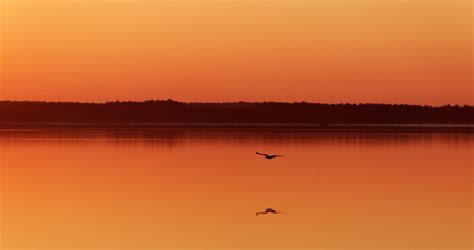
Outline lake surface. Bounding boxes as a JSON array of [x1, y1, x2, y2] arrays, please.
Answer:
[[1, 128, 472, 250]]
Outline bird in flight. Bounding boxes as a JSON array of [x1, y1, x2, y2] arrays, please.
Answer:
[[256, 208, 284, 216], [256, 152, 284, 160]]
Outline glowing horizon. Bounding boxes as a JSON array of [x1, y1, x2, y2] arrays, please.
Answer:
[[1, 0, 472, 105]]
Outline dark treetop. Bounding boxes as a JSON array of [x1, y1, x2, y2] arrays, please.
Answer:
[[0, 100, 472, 125]]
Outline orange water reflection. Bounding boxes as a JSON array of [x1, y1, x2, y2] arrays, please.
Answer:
[[1, 129, 472, 249]]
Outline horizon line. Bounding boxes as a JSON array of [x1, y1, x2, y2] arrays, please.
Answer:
[[1, 99, 473, 107]]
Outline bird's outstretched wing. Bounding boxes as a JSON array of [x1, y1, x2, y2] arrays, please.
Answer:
[[256, 212, 266, 216], [256, 152, 270, 157]]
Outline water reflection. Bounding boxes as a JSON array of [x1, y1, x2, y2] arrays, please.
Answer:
[[0, 128, 472, 147], [0, 129, 472, 249]]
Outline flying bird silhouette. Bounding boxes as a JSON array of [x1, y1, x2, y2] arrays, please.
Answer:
[[256, 152, 284, 160], [256, 208, 283, 216]]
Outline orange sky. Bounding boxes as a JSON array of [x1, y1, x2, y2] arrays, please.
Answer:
[[0, 0, 472, 105]]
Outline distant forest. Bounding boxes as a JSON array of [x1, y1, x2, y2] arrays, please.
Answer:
[[0, 100, 473, 124]]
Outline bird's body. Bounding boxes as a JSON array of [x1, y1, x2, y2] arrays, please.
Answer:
[[256, 208, 283, 216], [256, 152, 284, 160]]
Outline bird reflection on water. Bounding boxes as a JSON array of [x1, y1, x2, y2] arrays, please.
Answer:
[[256, 208, 284, 216]]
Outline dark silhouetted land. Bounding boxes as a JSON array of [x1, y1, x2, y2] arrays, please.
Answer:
[[0, 100, 473, 129]]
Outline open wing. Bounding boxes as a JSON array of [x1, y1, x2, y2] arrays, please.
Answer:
[[256, 152, 270, 157]]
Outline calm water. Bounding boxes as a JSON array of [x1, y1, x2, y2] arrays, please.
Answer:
[[1, 129, 472, 250]]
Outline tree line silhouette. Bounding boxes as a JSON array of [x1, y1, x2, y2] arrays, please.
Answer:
[[0, 100, 472, 124]]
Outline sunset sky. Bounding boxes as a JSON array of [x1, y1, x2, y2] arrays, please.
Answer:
[[0, 0, 472, 105]]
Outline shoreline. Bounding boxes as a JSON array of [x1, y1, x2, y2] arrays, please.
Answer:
[[1, 122, 473, 133]]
